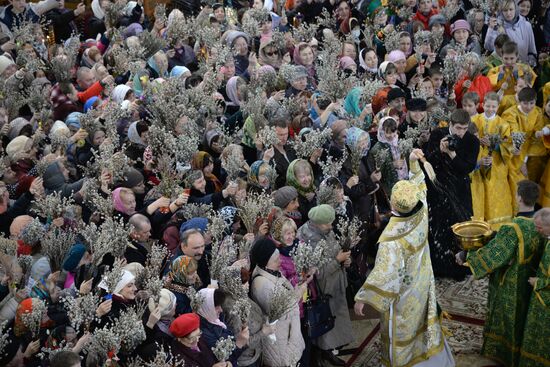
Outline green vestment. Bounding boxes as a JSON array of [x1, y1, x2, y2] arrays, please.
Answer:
[[519, 239, 550, 367], [466, 217, 544, 367]]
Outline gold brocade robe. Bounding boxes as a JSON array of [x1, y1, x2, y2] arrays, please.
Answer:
[[487, 64, 537, 96], [355, 161, 445, 367], [471, 114, 514, 227]]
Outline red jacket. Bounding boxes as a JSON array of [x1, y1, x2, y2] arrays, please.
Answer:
[[454, 74, 493, 110]]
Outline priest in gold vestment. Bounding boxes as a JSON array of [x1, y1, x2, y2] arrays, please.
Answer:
[[354, 149, 455, 367]]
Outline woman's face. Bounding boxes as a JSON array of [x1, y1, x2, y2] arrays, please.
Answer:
[[394, 58, 406, 73], [253, 0, 263, 9], [65, 326, 77, 344], [364, 50, 378, 69], [291, 76, 308, 91], [222, 61, 236, 79], [140, 130, 149, 145], [502, 3, 516, 22], [233, 37, 248, 56], [296, 170, 312, 188], [299, 46, 314, 66], [385, 70, 397, 85], [203, 162, 214, 176], [342, 43, 357, 60], [92, 130, 105, 146], [398, 37, 411, 54], [175, 116, 189, 136], [409, 110, 426, 123], [263, 46, 279, 64], [374, 11, 388, 25], [282, 227, 295, 245], [193, 174, 207, 193], [256, 172, 269, 188], [420, 80, 435, 96], [120, 281, 137, 300], [121, 191, 137, 213], [335, 188, 344, 204], [337, 1, 350, 19], [214, 7, 225, 22], [154, 53, 168, 74], [186, 270, 198, 284], [385, 129, 398, 141], [518, 1, 530, 16], [261, 20, 272, 33], [358, 135, 370, 153], [453, 29, 469, 45]]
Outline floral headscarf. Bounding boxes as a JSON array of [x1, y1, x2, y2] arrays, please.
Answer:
[[191, 151, 222, 192], [286, 159, 316, 196], [248, 160, 269, 189], [346, 126, 370, 156], [169, 255, 198, 285]]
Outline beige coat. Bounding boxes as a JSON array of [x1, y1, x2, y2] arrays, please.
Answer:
[[250, 267, 305, 367]]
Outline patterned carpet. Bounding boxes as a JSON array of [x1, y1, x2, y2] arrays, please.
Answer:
[[342, 277, 502, 367]]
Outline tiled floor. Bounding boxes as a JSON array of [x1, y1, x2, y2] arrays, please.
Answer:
[[341, 277, 500, 367]]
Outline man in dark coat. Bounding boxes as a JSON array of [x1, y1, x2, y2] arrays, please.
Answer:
[[423, 108, 480, 280]]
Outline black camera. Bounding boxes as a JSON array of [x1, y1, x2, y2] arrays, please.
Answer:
[[445, 134, 460, 151]]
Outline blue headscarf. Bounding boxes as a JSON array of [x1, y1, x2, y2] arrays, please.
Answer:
[[84, 96, 99, 112], [344, 87, 364, 118], [170, 65, 190, 78], [179, 217, 208, 238], [147, 54, 168, 78], [65, 112, 83, 130], [62, 243, 87, 271], [346, 126, 370, 156]]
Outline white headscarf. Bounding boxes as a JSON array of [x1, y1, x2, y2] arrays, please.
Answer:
[[91, 0, 105, 20], [99, 269, 136, 295], [111, 85, 132, 104], [127, 121, 144, 146], [197, 288, 227, 329]]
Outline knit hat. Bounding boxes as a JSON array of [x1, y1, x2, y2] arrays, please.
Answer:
[[288, 65, 308, 82], [0, 55, 14, 75], [170, 313, 200, 338], [249, 237, 277, 270], [406, 98, 427, 111], [65, 112, 83, 130], [428, 14, 447, 28], [308, 204, 336, 225], [114, 167, 144, 189], [148, 289, 177, 317], [451, 19, 471, 34], [391, 180, 420, 214], [62, 243, 87, 272], [179, 217, 208, 237], [7, 118, 31, 140], [387, 88, 406, 103], [6, 136, 32, 161], [272, 186, 298, 209]]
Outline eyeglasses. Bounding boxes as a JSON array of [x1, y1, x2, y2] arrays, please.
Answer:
[[265, 50, 278, 57]]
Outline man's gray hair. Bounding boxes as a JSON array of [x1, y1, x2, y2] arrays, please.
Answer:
[[534, 208, 550, 226]]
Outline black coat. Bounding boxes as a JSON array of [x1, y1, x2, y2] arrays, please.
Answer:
[[423, 127, 480, 280], [272, 145, 297, 190], [45, 8, 78, 44]]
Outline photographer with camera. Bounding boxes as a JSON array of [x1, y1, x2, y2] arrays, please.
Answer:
[[423, 109, 480, 280]]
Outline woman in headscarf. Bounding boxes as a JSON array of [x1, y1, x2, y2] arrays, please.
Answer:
[[293, 42, 317, 88], [224, 76, 245, 117], [74, 127, 106, 173], [386, 50, 408, 85], [147, 50, 169, 79], [42, 161, 85, 199], [371, 61, 398, 115], [164, 255, 201, 315], [85, 0, 107, 39], [191, 151, 223, 194], [339, 55, 357, 76], [258, 39, 284, 70], [484, 0, 536, 65], [226, 31, 252, 77], [125, 120, 148, 163], [247, 160, 272, 194], [286, 159, 317, 221], [112, 187, 137, 221], [249, 237, 306, 366], [132, 70, 150, 98], [96, 269, 138, 326], [139, 289, 178, 360], [197, 288, 248, 365], [110, 84, 135, 104], [344, 87, 373, 130], [367, 116, 407, 195]]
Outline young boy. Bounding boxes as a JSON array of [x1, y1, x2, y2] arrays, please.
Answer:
[[462, 92, 480, 117], [487, 41, 537, 96], [471, 92, 513, 224], [497, 75, 531, 116], [502, 87, 545, 197], [482, 33, 511, 74]]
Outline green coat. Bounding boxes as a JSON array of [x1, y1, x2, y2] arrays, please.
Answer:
[[519, 239, 550, 367], [466, 217, 544, 367]]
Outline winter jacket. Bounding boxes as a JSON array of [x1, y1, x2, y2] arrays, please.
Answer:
[[454, 74, 493, 108], [42, 161, 84, 198], [250, 266, 305, 366], [484, 15, 537, 65]]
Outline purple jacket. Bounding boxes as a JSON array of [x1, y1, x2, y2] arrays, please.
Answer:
[[484, 15, 537, 65]]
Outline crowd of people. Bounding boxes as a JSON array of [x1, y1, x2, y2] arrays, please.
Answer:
[[0, 0, 549, 365]]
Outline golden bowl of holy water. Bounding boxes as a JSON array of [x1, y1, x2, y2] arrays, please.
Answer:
[[451, 220, 494, 251]]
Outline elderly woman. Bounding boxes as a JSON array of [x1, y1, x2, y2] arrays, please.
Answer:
[[165, 255, 200, 315], [170, 313, 228, 367], [97, 269, 138, 325], [249, 237, 306, 366], [226, 31, 252, 77]]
